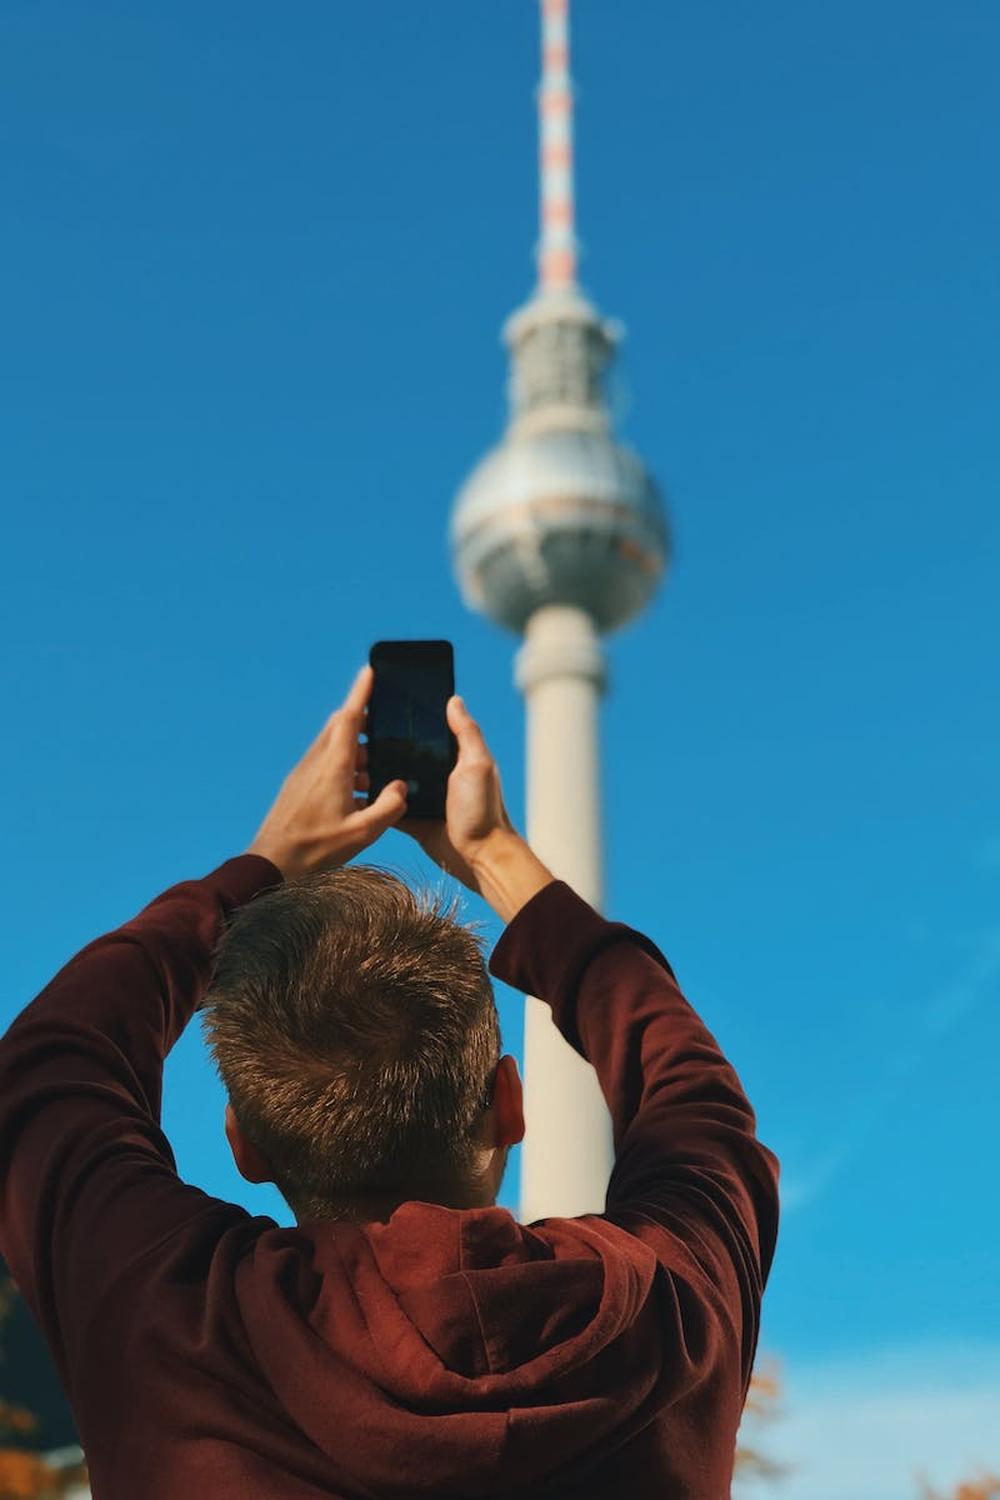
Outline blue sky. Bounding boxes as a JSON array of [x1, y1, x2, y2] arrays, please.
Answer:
[[2, 2, 998, 1493]]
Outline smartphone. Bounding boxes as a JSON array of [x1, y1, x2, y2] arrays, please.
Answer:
[[366, 640, 457, 819]]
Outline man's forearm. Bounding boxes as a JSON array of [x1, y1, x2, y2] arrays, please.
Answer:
[[470, 829, 556, 924]]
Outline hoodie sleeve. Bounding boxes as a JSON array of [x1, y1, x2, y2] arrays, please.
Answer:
[[488, 879, 779, 1394], [0, 853, 283, 1386]]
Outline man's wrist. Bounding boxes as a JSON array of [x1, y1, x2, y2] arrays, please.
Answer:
[[469, 829, 556, 924]]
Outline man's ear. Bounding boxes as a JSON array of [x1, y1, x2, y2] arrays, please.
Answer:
[[490, 1054, 526, 1150], [225, 1101, 274, 1186]]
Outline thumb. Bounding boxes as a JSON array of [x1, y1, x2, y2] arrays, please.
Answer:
[[348, 780, 408, 839], [447, 695, 490, 759]]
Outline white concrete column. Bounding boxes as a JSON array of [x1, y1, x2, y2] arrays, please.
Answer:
[[514, 603, 614, 1222]]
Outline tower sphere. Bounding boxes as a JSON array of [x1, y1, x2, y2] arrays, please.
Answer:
[[451, 290, 669, 637]]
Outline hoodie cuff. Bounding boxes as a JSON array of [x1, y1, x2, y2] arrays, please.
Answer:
[[488, 880, 675, 1057], [487, 879, 608, 991], [487, 881, 618, 1052], [204, 853, 285, 911]]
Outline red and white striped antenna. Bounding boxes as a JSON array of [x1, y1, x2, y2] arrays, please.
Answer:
[[537, 0, 578, 292]]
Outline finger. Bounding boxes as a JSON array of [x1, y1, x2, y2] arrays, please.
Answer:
[[304, 704, 343, 761], [343, 663, 374, 717], [447, 695, 491, 761], [347, 780, 408, 840], [354, 770, 370, 792], [316, 664, 369, 737], [327, 665, 374, 762], [355, 742, 368, 769]]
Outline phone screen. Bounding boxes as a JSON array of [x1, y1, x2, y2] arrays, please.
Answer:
[[367, 640, 455, 818]]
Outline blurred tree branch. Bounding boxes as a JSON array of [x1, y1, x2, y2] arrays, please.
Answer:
[[735, 1358, 791, 1485]]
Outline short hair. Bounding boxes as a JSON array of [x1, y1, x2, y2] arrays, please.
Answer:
[[202, 865, 502, 1221]]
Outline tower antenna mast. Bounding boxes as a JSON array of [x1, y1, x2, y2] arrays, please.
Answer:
[[538, 0, 578, 293]]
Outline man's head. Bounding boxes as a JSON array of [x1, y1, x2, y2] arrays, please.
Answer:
[[202, 865, 524, 1223]]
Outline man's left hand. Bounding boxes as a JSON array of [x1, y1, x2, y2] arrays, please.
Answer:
[[247, 665, 408, 880]]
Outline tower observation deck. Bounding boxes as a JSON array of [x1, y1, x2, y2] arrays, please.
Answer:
[[450, 0, 670, 1222]]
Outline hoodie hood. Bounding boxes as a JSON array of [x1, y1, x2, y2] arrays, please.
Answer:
[[234, 1201, 671, 1497]]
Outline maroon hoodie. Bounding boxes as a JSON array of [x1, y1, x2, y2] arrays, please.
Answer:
[[0, 856, 779, 1498]]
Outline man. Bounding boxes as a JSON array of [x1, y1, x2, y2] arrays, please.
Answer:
[[0, 665, 779, 1499]]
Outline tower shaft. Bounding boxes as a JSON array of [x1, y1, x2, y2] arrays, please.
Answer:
[[516, 605, 614, 1221]]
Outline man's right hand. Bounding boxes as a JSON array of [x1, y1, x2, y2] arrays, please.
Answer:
[[398, 696, 555, 923]]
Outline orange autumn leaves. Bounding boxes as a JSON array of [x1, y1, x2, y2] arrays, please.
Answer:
[[0, 1392, 78, 1500], [920, 1478, 1000, 1500], [0, 1279, 85, 1500]]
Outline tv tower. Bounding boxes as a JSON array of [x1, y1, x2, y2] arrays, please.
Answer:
[[451, 0, 669, 1222]]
